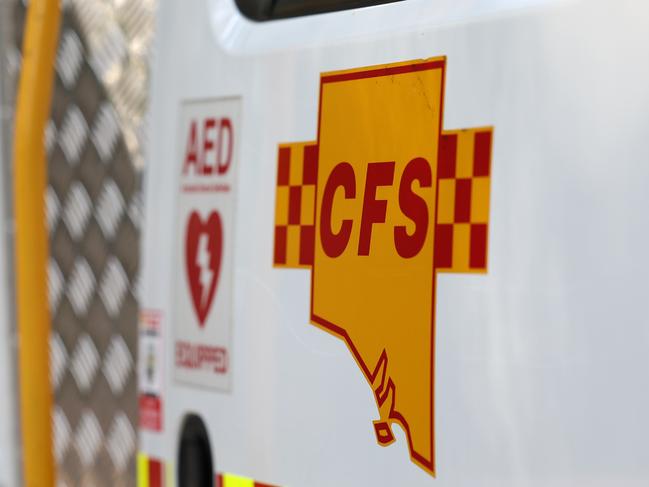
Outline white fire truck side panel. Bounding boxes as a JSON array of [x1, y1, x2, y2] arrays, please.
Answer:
[[140, 0, 649, 485], [0, 106, 18, 487]]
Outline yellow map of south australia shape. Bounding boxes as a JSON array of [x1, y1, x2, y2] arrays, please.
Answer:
[[273, 58, 493, 477]]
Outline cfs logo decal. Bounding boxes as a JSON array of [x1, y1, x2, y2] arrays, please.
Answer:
[[185, 210, 223, 325], [272, 58, 493, 476]]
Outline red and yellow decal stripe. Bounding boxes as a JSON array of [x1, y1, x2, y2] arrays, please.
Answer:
[[138, 453, 279, 487], [138, 453, 174, 487], [217, 473, 277, 487], [273, 142, 318, 268], [435, 128, 493, 273]]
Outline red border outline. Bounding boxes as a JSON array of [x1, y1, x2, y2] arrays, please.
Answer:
[[309, 58, 446, 476]]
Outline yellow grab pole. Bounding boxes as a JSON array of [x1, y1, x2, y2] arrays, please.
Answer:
[[12, 0, 61, 485]]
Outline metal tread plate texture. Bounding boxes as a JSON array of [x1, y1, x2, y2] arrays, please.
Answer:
[[6, 0, 156, 484]]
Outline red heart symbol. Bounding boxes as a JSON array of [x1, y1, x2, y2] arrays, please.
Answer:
[[185, 210, 223, 326]]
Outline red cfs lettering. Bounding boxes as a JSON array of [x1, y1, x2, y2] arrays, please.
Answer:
[[183, 117, 233, 176], [320, 158, 432, 258]]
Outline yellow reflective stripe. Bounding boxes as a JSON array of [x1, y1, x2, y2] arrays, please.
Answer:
[[166, 461, 176, 487], [137, 453, 150, 487], [13, 0, 61, 485], [222, 473, 255, 487]]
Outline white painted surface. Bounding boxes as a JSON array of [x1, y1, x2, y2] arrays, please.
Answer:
[[140, 0, 649, 485], [0, 103, 19, 487]]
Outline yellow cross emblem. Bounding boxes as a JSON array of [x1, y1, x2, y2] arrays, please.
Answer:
[[273, 57, 493, 476]]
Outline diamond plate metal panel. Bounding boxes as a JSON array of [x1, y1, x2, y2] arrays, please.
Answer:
[[5, 0, 156, 484]]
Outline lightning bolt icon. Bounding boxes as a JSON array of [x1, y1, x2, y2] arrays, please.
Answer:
[[196, 233, 214, 307]]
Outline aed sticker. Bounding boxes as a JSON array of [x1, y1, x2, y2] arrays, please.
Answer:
[[273, 58, 493, 477], [173, 97, 240, 391], [139, 309, 164, 432]]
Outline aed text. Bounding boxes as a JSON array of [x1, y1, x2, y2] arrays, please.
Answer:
[[183, 117, 233, 177]]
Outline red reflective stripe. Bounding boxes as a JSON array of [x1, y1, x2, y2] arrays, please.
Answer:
[[299, 225, 315, 266], [454, 179, 471, 223], [277, 147, 290, 185], [435, 224, 453, 268], [149, 459, 163, 487], [473, 131, 491, 177], [302, 145, 318, 185], [288, 186, 302, 224], [438, 133, 457, 179], [470, 223, 488, 269], [274, 226, 287, 265]]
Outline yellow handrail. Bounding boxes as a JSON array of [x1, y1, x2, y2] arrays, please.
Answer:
[[12, 1, 61, 485]]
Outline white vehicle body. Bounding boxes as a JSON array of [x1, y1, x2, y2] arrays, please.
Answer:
[[0, 62, 18, 487], [140, 0, 649, 485]]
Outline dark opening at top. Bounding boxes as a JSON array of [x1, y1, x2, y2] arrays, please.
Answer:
[[236, 0, 404, 21]]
